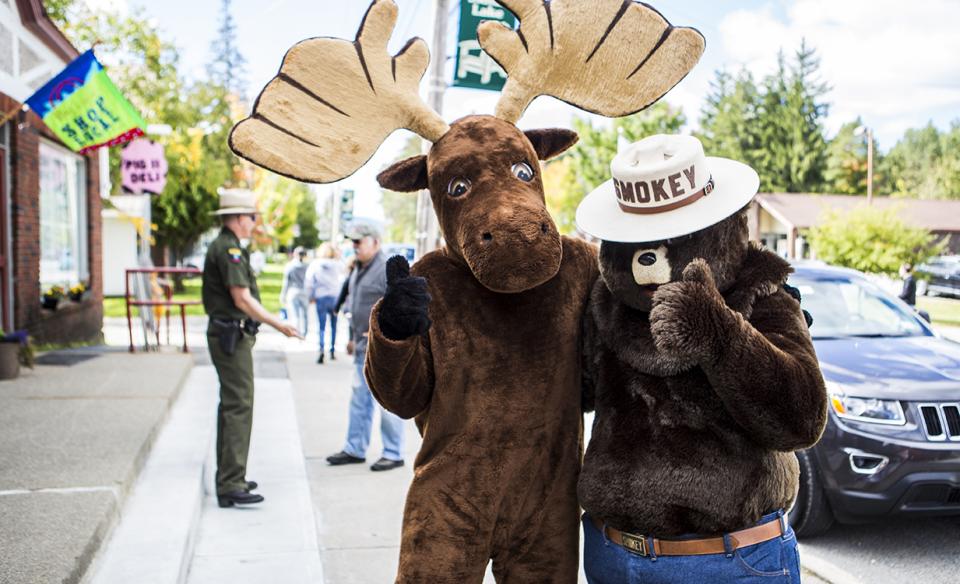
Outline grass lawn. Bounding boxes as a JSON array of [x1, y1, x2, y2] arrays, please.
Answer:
[[103, 262, 285, 318], [917, 295, 960, 328]]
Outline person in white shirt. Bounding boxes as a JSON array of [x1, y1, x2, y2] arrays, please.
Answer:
[[306, 242, 345, 363]]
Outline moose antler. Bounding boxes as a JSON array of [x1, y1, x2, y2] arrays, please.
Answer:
[[229, 0, 449, 183], [478, 0, 705, 123]]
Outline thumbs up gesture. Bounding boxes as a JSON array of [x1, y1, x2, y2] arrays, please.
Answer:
[[377, 255, 432, 341], [649, 258, 730, 364]]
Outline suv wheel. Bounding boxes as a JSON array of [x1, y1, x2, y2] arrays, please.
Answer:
[[789, 450, 834, 538]]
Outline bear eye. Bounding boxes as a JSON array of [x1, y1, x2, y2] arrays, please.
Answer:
[[447, 178, 471, 197], [512, 162, 534, 182]]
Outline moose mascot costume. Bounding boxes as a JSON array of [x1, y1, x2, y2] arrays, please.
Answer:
[[574, 134, 828, 583], [229, 0, 705, 581]]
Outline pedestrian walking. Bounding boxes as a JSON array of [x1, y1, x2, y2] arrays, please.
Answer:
[[305, 242, 344, 364], [280, 246, 310, 337], [899, 262, 917, 306], [326, 223, 406, 472], [202, 189, 301, 508]]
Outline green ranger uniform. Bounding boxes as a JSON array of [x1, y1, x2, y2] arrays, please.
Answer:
[[202, 227, 261, 495]]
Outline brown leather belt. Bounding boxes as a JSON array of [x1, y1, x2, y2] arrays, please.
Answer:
[[590, 515, 785, 557]]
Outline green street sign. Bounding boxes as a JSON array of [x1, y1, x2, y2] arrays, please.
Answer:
[[453, 0, 516, 92]]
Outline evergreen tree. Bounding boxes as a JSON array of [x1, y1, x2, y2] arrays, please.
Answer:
[[880, 122, 956, 199], [697, 42, 829, 193], [207, 0, 248, 101]]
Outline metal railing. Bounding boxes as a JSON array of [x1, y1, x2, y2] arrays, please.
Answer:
[[124, 267, 202, 353]]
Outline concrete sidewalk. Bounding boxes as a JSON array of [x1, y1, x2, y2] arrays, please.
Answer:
[[0, 348, 192, 584]]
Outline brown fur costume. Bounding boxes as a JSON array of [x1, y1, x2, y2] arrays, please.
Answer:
[[579, 210, 829, 536], [367, 116, 598, 582]]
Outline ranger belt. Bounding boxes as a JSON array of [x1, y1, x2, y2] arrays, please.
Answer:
[[590, 514, 785, 557]]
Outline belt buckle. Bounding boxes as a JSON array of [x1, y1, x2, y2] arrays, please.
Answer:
[[620, 532, 648, 556]]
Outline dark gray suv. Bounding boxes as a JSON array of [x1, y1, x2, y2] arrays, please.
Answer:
[[787, 263, 960, 537]]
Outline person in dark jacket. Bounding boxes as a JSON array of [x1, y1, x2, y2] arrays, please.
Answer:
[[899, 262, 917, 306]]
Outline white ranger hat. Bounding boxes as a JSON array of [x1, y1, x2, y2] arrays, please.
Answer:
[[575, 134, 759, 242]]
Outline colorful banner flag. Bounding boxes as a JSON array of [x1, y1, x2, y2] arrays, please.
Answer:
[[25, 50, 146, 153]]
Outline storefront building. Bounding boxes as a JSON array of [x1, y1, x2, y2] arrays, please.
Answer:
[[0, 0, 103, 343]]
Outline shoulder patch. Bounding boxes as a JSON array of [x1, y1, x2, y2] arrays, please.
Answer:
[[227, 248, 243, 263]]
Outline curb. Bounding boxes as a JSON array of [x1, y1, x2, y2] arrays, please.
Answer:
[[801, 548, 863, 584]]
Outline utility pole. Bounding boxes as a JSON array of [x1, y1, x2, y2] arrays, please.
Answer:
[[866, 126, 874, 205], [415, 0, 450, 259]]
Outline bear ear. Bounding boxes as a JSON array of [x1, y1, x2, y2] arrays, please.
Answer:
[[377, 155, 428, 192], [524, 129, 579, 161]]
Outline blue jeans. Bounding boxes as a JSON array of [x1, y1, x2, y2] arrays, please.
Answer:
[[583, 511, 801, 584], [288, 289, 309, 337], [343, 351, 405, 461], [314, 295, 338, 353]]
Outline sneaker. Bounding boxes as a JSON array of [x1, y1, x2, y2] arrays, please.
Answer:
[[326, 451, 365, 465], [370, 458, 405, 472], [317, 353, 325, 364]]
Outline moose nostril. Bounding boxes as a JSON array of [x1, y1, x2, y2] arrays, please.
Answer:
[[638, 252, 657, 266], [540, 223, 549, 235], [482, 232, 493, 242]]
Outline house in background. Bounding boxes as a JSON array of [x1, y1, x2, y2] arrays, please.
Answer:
[[0, 0, 104, 343], [748, 193, 960, 259]]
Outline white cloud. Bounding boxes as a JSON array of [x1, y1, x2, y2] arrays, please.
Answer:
[[716, 0, 960, 148]]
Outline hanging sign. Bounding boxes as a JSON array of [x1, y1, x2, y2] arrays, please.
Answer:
[[121, 138, 168, 195], [453, 0, 516, 92]]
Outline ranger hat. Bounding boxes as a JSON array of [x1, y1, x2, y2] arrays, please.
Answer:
[[211, 188, 259, 216], [575, 135, 759, 242]]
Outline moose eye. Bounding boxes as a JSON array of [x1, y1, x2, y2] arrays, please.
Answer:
[[512, 162, 535, 182], [447, 178, 471, 197]]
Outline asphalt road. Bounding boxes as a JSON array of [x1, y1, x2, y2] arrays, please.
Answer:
[[800, 516, 960, 583]]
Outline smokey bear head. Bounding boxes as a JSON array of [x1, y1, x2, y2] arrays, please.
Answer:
[[598, 208, 750, 312], [578, 134, 760, 312]]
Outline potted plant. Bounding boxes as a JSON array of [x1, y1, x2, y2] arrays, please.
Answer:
[[68, 282, 88, 302], [0, 329, 34, 380], [42, 285, 64, 310]]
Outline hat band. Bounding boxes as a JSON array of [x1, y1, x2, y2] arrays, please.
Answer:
[[617, 176, 715, 215]]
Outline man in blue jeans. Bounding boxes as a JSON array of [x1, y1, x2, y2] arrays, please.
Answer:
[[325, 223, 405, 471]]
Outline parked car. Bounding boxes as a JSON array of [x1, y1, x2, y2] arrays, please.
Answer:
[[917, 255, 960, 298], [787, 262, 960, 537], [383, 243, 416, 264]]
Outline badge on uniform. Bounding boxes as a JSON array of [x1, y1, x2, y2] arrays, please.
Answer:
[[228, 247, 243, 263]]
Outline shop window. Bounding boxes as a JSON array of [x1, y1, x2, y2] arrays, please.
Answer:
[[39, 141, 88, 288]]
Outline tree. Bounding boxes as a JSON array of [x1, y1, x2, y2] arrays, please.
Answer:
[[880, 121, 960, 200], [805, 205, 946, 276], [567, 102, 687, 192], [542, 157, 581, 235], [207, 0, 248, 101], [293, 189, 320, 250], [823, 119, 883, 195], [380, 136, 422, 243], [256, 172, 310, 250], [698, 42, 830, 193]]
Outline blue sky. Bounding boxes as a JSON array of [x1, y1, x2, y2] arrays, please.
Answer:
[[118, 0, 960, 218]]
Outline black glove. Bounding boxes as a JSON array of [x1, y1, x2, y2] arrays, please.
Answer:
[[378, 255, 432, 341]]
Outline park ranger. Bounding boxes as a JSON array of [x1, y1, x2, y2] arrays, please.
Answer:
[[203, 189, 301, 508]]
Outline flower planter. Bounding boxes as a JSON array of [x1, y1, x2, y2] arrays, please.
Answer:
[[0, 341, 19, 380], [41, 296, 61, 310]]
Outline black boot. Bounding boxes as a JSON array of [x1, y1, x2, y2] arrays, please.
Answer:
[[218, 489, 264, 508], [330, 349, 336, 361], [317, 352, 325, 364]]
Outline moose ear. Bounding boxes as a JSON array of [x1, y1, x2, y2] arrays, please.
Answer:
[[377, 155, 428, 192], [524, 129, 579, 161]]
